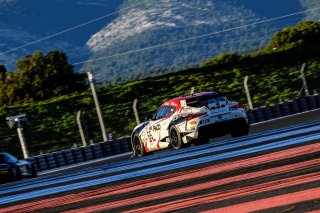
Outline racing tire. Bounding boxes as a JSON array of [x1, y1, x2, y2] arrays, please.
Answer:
[[169, 126, 183, 150], [132, 134, 146, 157], [231, 124, 249, 138]]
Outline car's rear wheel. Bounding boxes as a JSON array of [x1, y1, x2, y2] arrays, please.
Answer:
[[169, 126, 182, 150], [133, 134, 146, 157], [231, 123, 249, 137]]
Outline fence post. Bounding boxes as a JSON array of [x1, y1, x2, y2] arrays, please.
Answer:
[[6, 114, 29, 159], [77, 111, 87, 146], [300, 63, 310, 96], [244, 76, 253, 110], [133, 99, 140, 125], [87, 71, 108, 142], [190, 87, 195, 95]]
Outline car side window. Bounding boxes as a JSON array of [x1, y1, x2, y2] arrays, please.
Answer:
[[163, 106, 176, 117], [152, 106, 165, 120], [152, 106, 176, 120]]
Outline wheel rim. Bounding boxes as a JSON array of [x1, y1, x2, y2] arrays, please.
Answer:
[[133, 136, 142, 156], [170, 129, 178, 148]]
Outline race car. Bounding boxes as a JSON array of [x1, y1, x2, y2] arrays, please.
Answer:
[[0, 152, 37, 183], [131, 92, 250, 157]]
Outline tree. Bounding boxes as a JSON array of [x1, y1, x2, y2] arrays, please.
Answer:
[[0, 50, 86, 105], [263, 21, 320, 53], [0, 65, 8, 104], [0, 64, 6, 82]]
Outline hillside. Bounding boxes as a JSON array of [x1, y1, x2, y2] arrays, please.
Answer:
[[0, 0, 122, 70], [83, 0, 317, 83], [1, 0, 319, 84]]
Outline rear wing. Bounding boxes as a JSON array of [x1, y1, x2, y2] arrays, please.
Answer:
[[186, 90, 241, 106]]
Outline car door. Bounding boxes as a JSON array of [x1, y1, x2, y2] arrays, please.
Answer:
[[158, 106, 176, 142], [146, 106, 176, 150]]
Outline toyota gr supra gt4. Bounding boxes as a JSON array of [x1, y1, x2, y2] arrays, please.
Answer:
[[131, 92, 250, 157], [0, 152, 37, 183]]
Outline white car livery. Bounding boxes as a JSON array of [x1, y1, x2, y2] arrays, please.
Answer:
[[131, 92, 250, 157]]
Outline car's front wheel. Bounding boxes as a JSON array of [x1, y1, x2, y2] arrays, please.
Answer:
[[169, 126, 182, 150], [133, 134, 146, 157]]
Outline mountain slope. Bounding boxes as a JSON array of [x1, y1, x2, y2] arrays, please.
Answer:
[[0, 0, 122, 70], [83, 0, 314, 83], [0, 0, 319, 84]]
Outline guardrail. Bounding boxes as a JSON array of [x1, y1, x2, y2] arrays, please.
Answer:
[[246, 94, 320, 124], [28, 137, 132, 172], [28, 94, 320, 172]]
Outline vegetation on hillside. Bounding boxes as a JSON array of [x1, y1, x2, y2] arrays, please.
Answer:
[[0, 21, 320, 157]]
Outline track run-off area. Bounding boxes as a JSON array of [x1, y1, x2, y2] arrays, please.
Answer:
[[0, 109, 320, 212]]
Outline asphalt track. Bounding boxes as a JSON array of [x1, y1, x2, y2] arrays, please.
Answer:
[[0, 109, 319, 212]]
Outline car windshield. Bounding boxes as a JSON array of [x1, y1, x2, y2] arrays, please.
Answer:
[[187, 96, 227, 108]]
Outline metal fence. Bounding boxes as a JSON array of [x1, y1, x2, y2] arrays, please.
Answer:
[[246, 94, 320, 123]]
